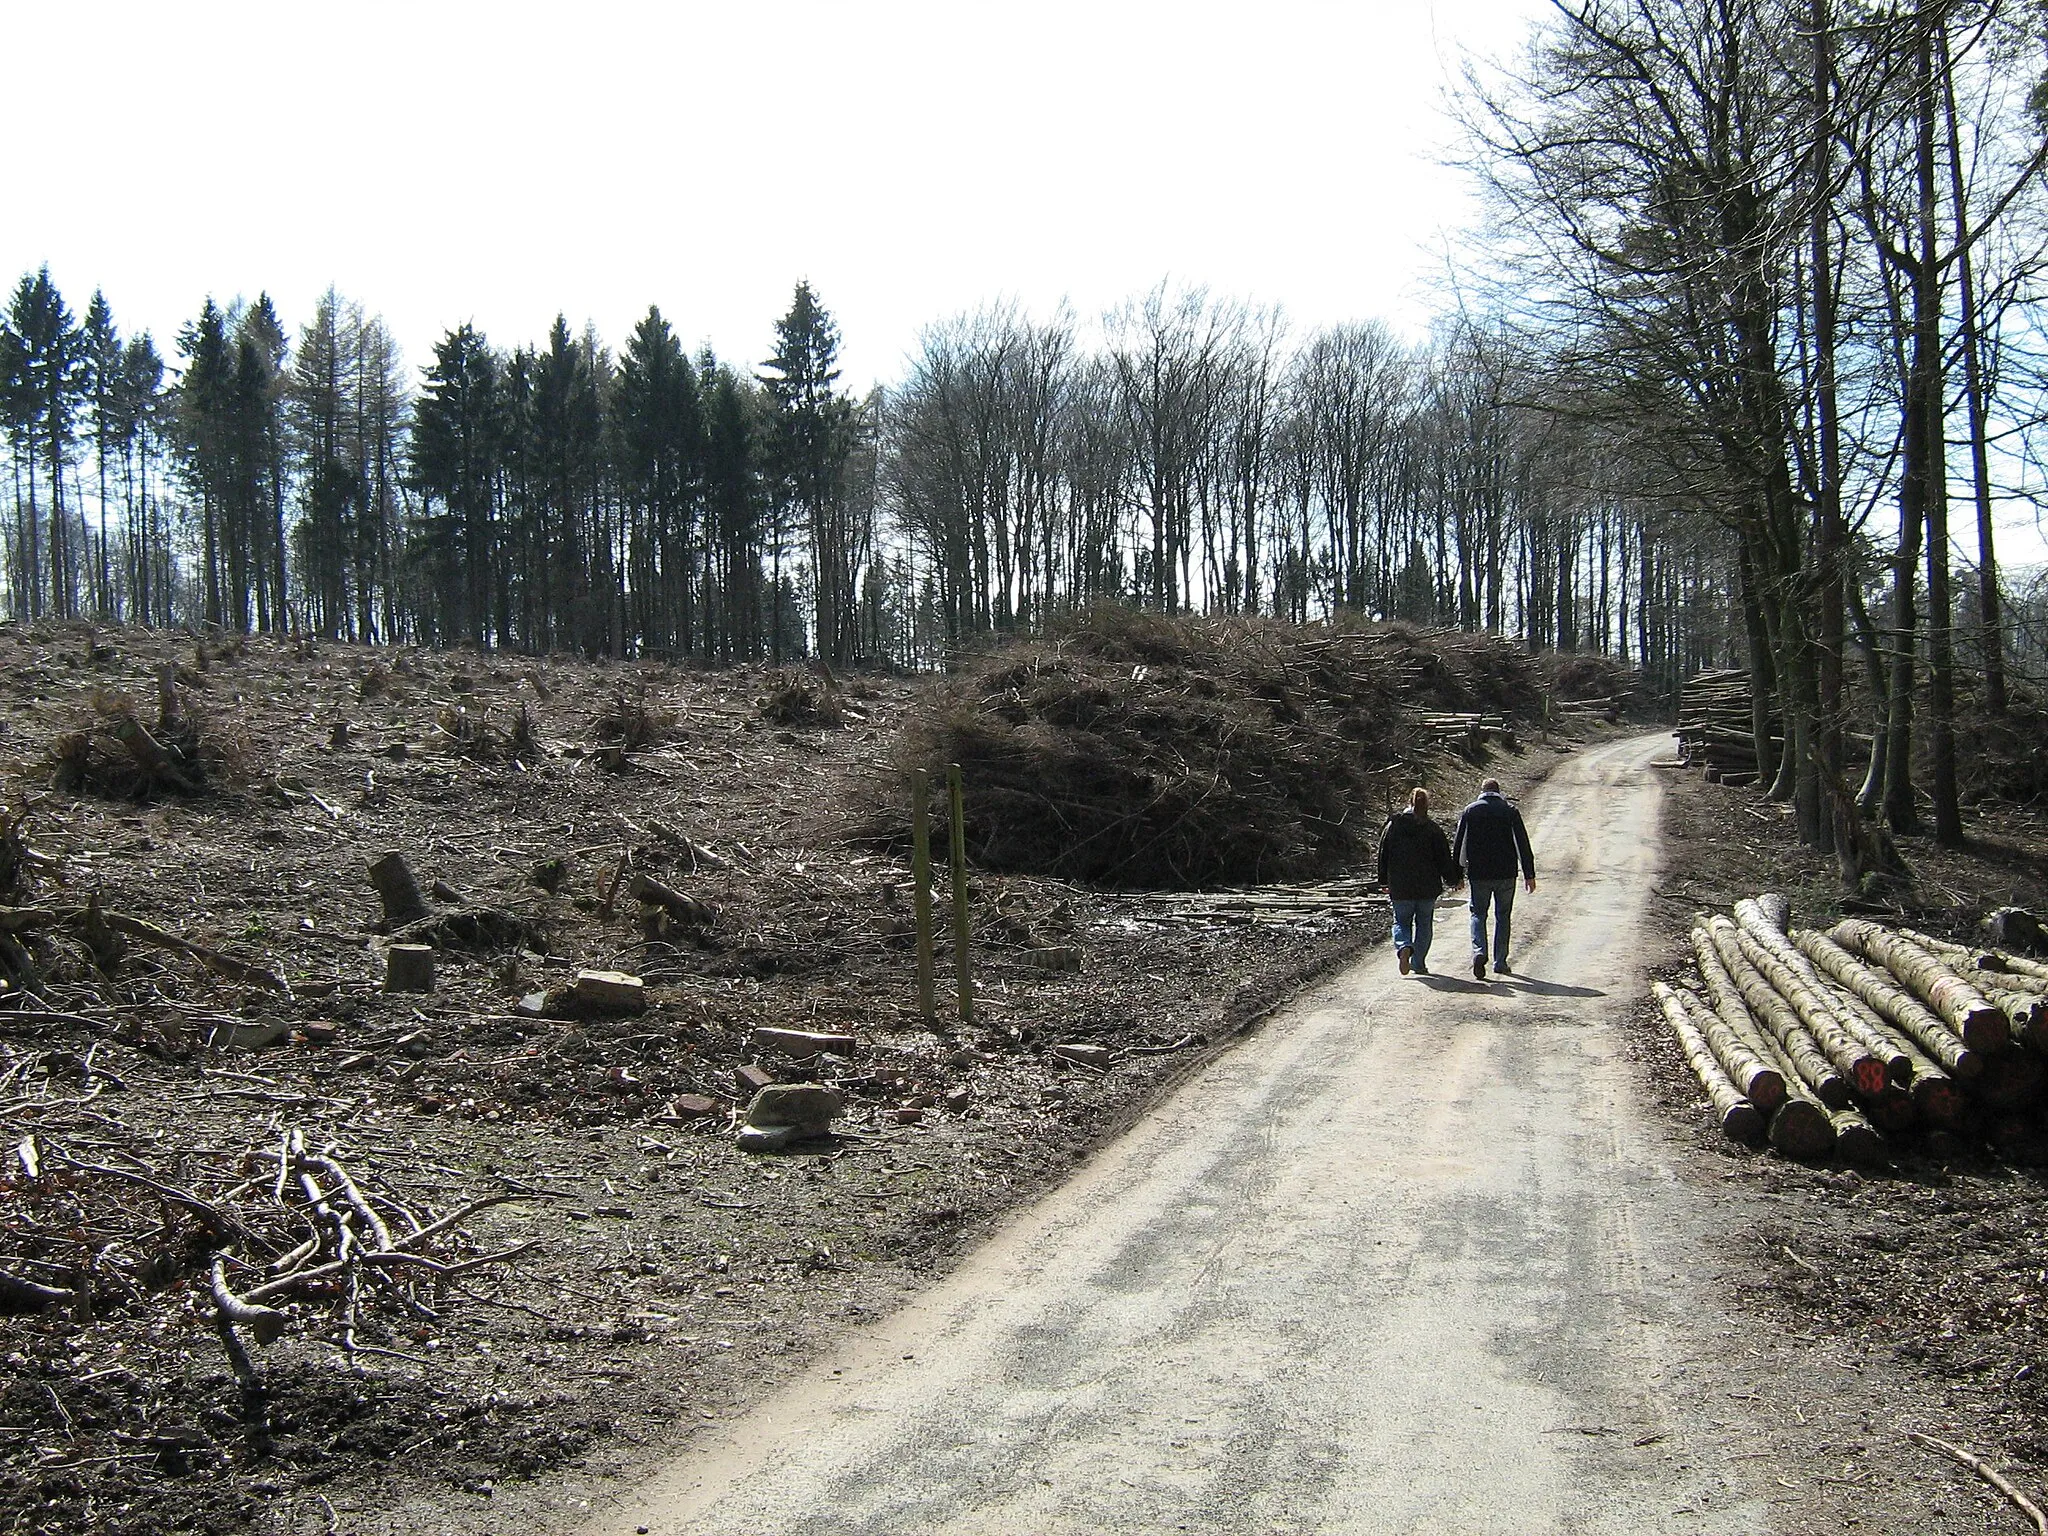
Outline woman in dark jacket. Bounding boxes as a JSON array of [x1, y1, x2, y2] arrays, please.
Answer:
[[1375, 787, 1460, 974]]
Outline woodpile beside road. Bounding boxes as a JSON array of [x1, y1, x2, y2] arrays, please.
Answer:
[[1657, 895, 2048, 1163], [1674, 669, 1777, 786]]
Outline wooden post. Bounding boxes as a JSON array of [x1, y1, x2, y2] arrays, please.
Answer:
[[948, 763, 972, 1025], [911, 769, 936, 1025]]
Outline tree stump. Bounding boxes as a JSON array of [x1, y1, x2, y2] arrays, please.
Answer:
[[384, 944, 435, 993], [368, 852, 431, 930]]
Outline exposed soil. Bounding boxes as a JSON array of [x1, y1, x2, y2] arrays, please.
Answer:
[[1637, 755, 2048, 1531], [0, 621, 1592, 1536]]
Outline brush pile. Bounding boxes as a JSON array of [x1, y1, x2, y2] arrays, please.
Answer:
[[1547, 652, 1644, 717], [46, 665, 239, 800], [1658, 895, 2048, 1163], [1957, 688, 2048, 805], [1, 1048, 532, 1443], [1675, 669, 1776, 786], [594, 684, 676, 749], [757, 668, 842, 728], [900, 609, 1557, 889]]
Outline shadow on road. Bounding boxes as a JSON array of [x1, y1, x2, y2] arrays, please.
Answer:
[[1502, 975, 1605, 999], [1410, 973, 1606, 999], [1415, 975, 1488, 993]]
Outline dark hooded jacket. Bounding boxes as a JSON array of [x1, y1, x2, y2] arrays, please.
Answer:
[[1376, 808, 1457, 901], [1452, 791, 1536, 883]]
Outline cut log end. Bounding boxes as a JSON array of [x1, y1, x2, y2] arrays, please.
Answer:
[[1721, 1101, 1767, 1144], [1767, 1098, 1836, 1160]]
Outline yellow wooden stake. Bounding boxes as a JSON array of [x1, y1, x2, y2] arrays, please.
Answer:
[[948, 762, 972, 1024], [911, 768, 936, 1025]]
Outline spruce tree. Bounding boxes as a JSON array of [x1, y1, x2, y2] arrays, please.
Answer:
[[176, 298, 234, 628], [761, 281, 859, 661], [7, 268, 85, 618], [408, 324, 504, 645], [81, 290, 120, 617]]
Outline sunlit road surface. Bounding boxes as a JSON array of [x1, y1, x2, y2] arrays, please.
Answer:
[[573, 732, 1766, 1535]]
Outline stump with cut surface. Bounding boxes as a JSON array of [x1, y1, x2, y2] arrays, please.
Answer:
[[384, 943, 435, 994], [571, 969, 646, 1013]]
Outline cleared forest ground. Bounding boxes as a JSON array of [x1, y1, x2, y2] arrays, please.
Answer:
[[0, 619, 1606, 1536]]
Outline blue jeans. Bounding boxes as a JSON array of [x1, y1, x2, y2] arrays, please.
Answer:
[[1391, 899, 1435, 967], [1468, 879, 1518, 966]]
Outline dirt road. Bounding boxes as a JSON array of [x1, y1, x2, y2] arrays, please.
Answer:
[[573, 733, 1771, 1533]]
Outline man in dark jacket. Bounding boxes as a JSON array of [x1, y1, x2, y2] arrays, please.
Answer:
[[1452, 777, 1536, 980], [1375, 788, 1459, 975]]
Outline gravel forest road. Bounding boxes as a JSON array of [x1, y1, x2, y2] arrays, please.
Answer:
[[573, 732, 1773, 1534]]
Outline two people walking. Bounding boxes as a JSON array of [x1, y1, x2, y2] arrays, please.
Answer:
[[1374, 777, 1537, 981]]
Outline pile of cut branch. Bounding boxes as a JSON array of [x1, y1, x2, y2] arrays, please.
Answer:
[[757, 667, 842, 728], [2, 1061, 532, 1429], [896, 608, 1554, 889], [594, 683, 676, 749]]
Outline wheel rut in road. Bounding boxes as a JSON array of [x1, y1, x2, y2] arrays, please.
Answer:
[[574, 732, 1771, 1534]]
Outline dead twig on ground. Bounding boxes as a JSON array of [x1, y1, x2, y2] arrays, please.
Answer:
[[1908, 1431, 2048, 1534]]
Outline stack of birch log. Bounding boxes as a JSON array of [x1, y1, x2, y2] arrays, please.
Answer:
[[1675, 670, 1776, 786], [1656, 895, 2048, 1164], [1423, 712, 1517, 756]]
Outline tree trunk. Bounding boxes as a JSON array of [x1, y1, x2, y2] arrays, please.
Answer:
[[367, 852, 431, 931], [1729, 916, 1885, 1095], [1942, 41, 2007, 717], [1704, 918, 1848, 1107], [1830, 918, 2008, 1053], [1792, 928, 1977, 1079], [1655, 982, 1767, 1142]]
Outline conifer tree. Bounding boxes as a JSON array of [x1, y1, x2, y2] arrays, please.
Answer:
[[409, 324, 504, 645], [762, 282, 861, 661], [6, 268, 85, 618], [81, 290, 121, 617]]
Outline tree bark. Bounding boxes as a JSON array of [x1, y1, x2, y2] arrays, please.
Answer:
[[1730, 922, 1885, 1096], [367, 851, 431, 931], [1830, 918, 2008, 1053], [1792, 928, 1977, 1079], [1823, 981, 1966, 1129], [1655, 982, 1767, 1142], [1704, 918, 1849, 1107], [1692, 927, 1840, 1162]]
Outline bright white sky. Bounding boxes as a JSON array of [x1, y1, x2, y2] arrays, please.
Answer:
[[2, 0, 1546, 389]]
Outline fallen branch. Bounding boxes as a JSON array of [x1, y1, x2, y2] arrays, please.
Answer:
[[210, 1255, 287, 1346], [0, 903, 288, 992], [1908, 1431, 2048, 1535]]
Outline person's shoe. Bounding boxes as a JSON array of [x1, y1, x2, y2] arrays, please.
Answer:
[[1411, 961, 1431, 975], [1472, 953, 1487, 981], [1398, 945, 1412, 976], [1495, 959, 1512, 975]]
